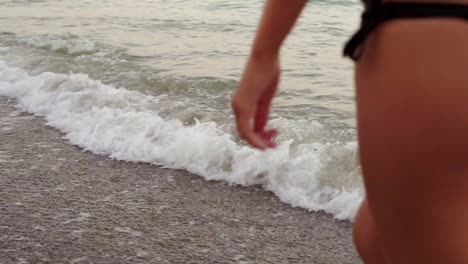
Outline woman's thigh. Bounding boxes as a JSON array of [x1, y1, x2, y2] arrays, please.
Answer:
[[355, 19, 468, 264]]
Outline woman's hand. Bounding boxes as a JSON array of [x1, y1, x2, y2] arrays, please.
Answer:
[[231, 0, 307, 150], [232, 54, 280, 150]]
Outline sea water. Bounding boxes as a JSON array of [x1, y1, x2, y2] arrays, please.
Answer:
[[0, 0, 364, 220]]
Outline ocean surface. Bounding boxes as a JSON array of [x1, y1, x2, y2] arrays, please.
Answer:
[[0, 0, 364, 220]]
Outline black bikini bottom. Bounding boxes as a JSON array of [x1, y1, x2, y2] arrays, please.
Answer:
[[344, 2, 468, 61]]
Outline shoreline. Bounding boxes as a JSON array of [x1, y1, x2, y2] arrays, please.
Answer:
[[0, 98, 360, 263]]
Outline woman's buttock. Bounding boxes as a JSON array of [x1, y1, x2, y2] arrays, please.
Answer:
[[355, 18, 468, 263]]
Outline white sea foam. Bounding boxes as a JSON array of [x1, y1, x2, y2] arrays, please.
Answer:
[[0, 59, 363, 220]]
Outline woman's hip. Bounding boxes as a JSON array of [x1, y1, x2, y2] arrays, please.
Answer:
[[355, 17, 468, 263]]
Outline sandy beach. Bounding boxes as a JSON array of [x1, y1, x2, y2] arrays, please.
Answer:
[[0, 97, 360, 263]]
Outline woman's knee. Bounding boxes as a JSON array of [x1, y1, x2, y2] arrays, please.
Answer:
[[353, 199, 387, 264]]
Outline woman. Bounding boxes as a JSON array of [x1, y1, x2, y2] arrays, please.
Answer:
[[231, 0, 468, 263]]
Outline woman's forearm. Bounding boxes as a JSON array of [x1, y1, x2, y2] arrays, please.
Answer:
[[251, 0, 308, 60]]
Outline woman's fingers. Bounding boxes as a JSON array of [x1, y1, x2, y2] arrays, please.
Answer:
[[261, 129, 278, 148], [232, 99, 268, 150], [254, 88, 276, 133], [254, 72, 279, 145], [254, 99, 269, 133]]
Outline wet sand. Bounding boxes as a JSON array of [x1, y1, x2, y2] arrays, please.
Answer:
[[0, 98, 360, 263]]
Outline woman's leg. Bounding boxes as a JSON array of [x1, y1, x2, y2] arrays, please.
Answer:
[[353, 198, 389, 264], [355, 18, 468, 263]]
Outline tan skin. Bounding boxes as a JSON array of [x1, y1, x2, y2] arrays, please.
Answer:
[[232, 0, 468, 263]]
